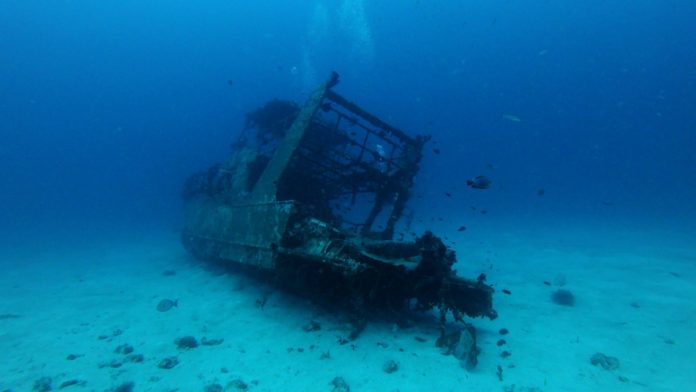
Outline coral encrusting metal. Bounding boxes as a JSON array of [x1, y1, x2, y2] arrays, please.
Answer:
[[181, 74, 497, 334]]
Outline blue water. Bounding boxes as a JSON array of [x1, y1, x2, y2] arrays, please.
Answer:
[[2, 1, 694, 236], [1, 1, 695, 390]]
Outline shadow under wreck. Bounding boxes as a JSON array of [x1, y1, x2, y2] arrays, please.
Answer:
[[181, 73, 497, 359]]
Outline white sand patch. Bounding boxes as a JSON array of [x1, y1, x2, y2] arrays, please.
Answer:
[[1, 225, 694, 391]]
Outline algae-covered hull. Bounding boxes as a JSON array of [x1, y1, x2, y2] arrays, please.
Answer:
[[182, 74, 497, 327]]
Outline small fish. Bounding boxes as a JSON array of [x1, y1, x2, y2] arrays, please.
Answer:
[[466, 175, 492, 189], [543, 281, 551, 286], [156, 299, 178, 312], [537, 188, 545, 196], [445, 192, 452, 197], [457, 225, 466, 232], [502, 114, 521, 122], [433, 148, 441, 155], [502, 289, 512, 295], [227, 80, 235, 87]]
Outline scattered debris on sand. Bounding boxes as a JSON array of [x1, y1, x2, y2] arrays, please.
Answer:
[[302, 320, 321, 332], [382, 359, 399, 373], [201, 337, 224, 346], [590, 352, 620, 370], [175, 335, 199, 349], [32, 377, 52, 392], [227, 379, 249, 391], [157, 356, 179, 369], [436, 323, 480, 370], [58, 379, 86, 389], [551, 289, 576, 306], [114, 343, 134, 355], [204, 383, 223, 392], [330, 376, 350, 392], [110, 381, 135, 392]]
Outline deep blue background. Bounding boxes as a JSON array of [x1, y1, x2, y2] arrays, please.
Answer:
[[1, 1, 695, 239]]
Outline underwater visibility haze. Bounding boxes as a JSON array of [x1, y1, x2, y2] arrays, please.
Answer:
[[1, 1, 695, 391]]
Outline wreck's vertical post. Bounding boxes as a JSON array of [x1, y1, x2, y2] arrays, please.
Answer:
[[250, 82, 329, 202]]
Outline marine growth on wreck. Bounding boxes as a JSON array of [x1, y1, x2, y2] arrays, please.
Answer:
[[181, 74, 497, 345]]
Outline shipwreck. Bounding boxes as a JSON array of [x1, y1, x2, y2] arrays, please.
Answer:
[[181, 73, 497, 340]]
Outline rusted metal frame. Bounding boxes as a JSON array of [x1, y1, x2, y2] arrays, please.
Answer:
[[251, 82, 329, 201], [214, 200, 296, 209], [289, 152, 375, 202], [382, 189, 409, 240], [275, 247, 362, 272], [296, 139, 404, 184], [335, 186, 379, 196], [292, 155, 372, 198], [184, 232, 273, 250], [324, 106, 402, 154], [295, 147, 349, 179], [297, 137, 357, 167], [325, 90, 418, 147], [328, 110, 369, 165], [293, 162, 380, 199], [303, 127, 408, 174], [360, 190, 390, 236], [333, 217, 365, 230]]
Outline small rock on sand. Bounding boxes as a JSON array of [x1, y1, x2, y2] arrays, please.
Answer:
[[590, 352, 620, 370], [158, 356, 179, 369], [204, 384, 223, 392], [551, 289, 575, 306], [32, 377, 52, 392], [111, 381, 134, 392], [227, 379, 248, 391], [382, 359, 399, 373], [175, 336, 198, 349], [330, 377, 350, 392]]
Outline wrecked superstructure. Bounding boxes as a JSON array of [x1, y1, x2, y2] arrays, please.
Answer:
[[181, 74, 497, 336]]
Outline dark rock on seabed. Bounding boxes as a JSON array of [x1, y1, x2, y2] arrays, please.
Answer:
[[175, 335, 198, 349], [158, 356, 179, 369], [590, 352, 620, 370]]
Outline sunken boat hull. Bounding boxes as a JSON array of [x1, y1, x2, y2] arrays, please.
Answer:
[[181, 77, 497, 324]]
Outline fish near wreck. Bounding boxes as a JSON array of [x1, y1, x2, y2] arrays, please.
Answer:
[[156, 299, 178, 312], [180, 75, 497, 340], [467, 175, 492, 189]]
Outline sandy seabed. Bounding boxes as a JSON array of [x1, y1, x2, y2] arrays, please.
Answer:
[[1, 223, 694, 392]]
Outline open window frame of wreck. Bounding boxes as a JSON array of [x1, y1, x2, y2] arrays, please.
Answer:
[[181, 75, 497, 332]]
